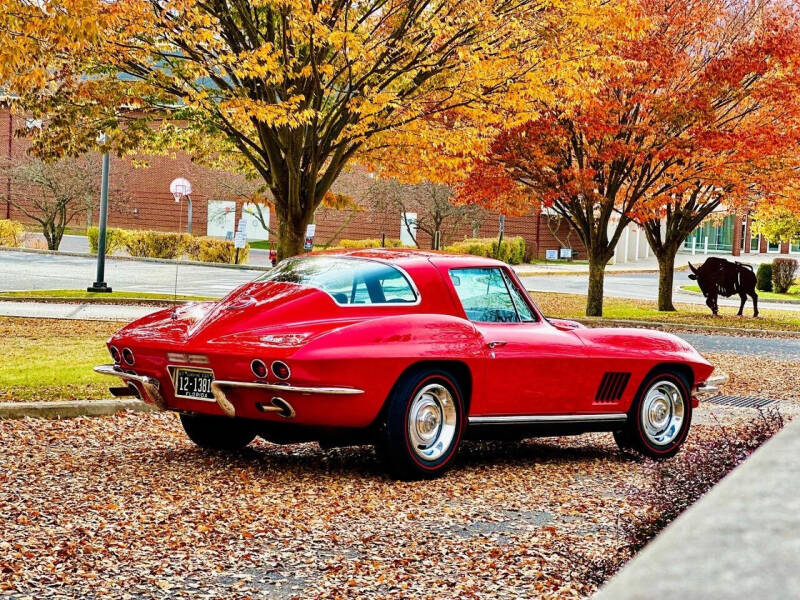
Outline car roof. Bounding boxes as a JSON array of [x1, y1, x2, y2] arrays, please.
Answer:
[[308, 248, 509, 270]]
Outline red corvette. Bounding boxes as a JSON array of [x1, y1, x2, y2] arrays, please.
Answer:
[[97, 249, 726, 478]]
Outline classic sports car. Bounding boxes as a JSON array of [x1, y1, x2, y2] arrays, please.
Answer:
[[97, 249, 726, 478]]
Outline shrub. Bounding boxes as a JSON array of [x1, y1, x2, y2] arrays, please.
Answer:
[[185, 236, 249, 264], [771, 258, 798, 294], [337, 238, 404, 249], [87, 226, 128, 256], [756, 262, 773, 292], [124, 230, 191, 259], [0, 219, 24, 247], [444, 236, 526, 265]]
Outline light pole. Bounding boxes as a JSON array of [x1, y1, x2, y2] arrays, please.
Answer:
[[88, 134, 112, 293]]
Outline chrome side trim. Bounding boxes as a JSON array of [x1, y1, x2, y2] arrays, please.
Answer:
[[94, 364, 166, 410], [468, 413, 628, 426], [696, 372, 729, 398], [209, 379, 365, 417]]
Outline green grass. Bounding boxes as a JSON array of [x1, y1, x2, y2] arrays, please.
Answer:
[[248, 240, 272, 250], [0, 289, 215, 301], [682, 284, 800, 304], [0, 318, 121, 402], [532, 291, 800, 332]]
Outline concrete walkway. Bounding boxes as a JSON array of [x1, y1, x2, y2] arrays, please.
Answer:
[[595, 417, 800, 600]]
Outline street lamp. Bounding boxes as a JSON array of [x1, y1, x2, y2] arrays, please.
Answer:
[[87, 133, 112, 293]]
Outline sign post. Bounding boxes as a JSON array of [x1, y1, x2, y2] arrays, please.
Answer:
[[234, 216, 248, 264]]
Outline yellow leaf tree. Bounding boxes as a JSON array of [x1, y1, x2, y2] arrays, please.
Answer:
[[0, 0, 635, 258]]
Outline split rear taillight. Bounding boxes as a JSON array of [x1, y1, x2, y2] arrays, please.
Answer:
[[109, 346, 121, 363], [251, 359, 268, 379], [271, 361, 291, 380]]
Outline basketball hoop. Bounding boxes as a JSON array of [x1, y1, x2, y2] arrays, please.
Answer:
[[170, 177, 192, 203]]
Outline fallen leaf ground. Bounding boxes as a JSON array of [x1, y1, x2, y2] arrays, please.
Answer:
[[1, 399, 794, 599]]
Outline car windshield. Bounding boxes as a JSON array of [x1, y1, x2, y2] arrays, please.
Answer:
[[257, 256, 417, 305], [449, 267, 537, 323]]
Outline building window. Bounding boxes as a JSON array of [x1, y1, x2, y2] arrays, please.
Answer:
[[791, 238, 800, 254], [683, 215, 734, 252], [767, 239, 781, 253]]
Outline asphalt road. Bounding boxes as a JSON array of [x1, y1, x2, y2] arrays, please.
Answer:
[[0, 250, 261, 297], [521, 270, 800, 313]]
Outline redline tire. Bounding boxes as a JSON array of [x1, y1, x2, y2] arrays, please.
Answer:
[[378, 369, 465, 480], [615, 370, 692, 459], [179, 413, 257, 450]]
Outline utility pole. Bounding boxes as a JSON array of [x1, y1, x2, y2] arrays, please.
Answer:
[[88, 137, 112, 292]]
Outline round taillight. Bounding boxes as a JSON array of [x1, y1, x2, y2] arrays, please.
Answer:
[[271, 361, 290, 380], [109, 346, 121, 363], [122, 347, 135, 365], [251, 359, 268, 379]]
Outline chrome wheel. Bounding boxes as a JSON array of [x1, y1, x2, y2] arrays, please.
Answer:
[[407, 383, 458, 462], [640, 380, 685, 446]]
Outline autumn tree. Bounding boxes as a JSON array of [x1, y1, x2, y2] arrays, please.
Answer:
[[0, 0, 635, 260], [459, 0, 800, 316], [366, 177, 484, 249], [0, 154, 127, 250]]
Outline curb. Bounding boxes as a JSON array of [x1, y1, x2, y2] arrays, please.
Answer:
[[573, 317, 800, 338], [0, 399, 160, 419], [0, 296, 211, 306], [0, 246, 271, 271]]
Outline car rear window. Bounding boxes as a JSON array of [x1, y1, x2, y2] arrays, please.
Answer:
[[258, 256, 417, 305]]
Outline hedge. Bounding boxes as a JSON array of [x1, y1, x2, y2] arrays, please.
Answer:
[[0, 220, 24, 247], [88, 227, 249, 264], [336, 238, 405, 249], [88, 226, 129, 256], [444, 236, 526, 265], [756, 262, 773, 292], [185, 236, 249, 264]]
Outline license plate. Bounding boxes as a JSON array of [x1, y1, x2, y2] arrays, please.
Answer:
[[173, 368, 215, 400]]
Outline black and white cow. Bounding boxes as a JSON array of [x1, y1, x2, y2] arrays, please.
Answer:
[[688, 257, 758, 317]]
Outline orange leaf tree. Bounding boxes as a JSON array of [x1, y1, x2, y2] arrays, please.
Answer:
[[459, 0, 800, 316], [0, 0, 633, 259]]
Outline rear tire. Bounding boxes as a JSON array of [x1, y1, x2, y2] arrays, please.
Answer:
[[377, 368, 465, 480], [179, 414, 257, 450], [614, 369, 692, 459]]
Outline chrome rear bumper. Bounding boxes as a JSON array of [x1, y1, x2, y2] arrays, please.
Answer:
[[94, 364, 167, 410], [696, 372, 729, 399], [210, 380, 364, 418]]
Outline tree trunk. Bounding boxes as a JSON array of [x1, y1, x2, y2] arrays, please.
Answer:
[[656, 247, 678, 311], [586, 257, 608, 316], [277, 216, 307, 260]]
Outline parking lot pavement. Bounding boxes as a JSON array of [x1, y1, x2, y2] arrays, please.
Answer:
[[0, 250, 261, 297]]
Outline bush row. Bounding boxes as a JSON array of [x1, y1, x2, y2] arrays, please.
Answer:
[[756, 258, 798, 294], [335, 238, 405, 249], [0, 219, 24, 247], [88, 227, 249, 264], [443, 237, 526, 265]]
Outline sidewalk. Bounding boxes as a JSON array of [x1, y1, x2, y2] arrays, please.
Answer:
[[595, 417, 800, 600], [0, 300, 157, 321]]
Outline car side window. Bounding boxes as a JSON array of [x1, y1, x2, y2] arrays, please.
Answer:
[[501, 270, 537, 322], [449, 268, 521, 323]]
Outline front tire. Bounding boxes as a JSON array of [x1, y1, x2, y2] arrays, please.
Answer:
[[614, 370, 692, 459], [179, 413, 257, 450], [378, 369, 465, 480]]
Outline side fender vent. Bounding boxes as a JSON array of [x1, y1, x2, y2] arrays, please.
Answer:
[[595, 372, 631, 403]]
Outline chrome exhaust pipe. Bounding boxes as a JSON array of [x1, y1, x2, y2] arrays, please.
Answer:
[[256, 397, 295, 419]]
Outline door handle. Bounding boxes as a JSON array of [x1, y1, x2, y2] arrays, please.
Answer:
[[487, 341, 507, 349]]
